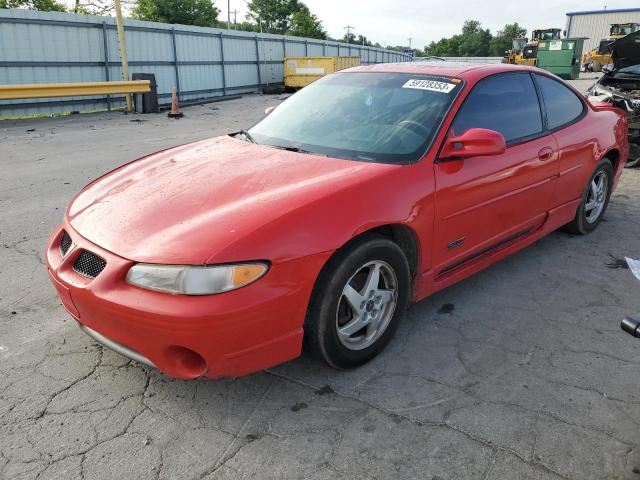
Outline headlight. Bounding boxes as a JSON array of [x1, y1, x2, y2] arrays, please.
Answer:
[[126, 263, 268, 295], [587, 83, 613, 103]]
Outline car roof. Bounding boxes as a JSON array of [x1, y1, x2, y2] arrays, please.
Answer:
[[345, 61, 539, 80]]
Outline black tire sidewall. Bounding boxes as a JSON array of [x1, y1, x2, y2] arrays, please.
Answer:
[[576, 159, 613, 233], [625, 145, 640, 168], [305, 237, 410, 369]]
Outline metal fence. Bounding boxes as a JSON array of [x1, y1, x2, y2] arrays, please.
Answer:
[[0, 9, 411, 117], [441, 57, 504, 64]]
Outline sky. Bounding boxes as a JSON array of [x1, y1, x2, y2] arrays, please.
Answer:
[[216, 0, 640, 48]]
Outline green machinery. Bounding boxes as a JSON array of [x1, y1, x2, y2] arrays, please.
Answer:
[[536, 38, 585, 80]]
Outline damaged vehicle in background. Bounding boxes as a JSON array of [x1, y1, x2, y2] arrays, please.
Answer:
[[587, 30, 640, 167]]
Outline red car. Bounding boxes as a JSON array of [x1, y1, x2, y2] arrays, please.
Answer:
[[46, 63, 628, 379]]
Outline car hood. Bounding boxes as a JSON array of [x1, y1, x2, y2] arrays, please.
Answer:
[[611, 30, 640, 70], [68, 136, 395, 264]]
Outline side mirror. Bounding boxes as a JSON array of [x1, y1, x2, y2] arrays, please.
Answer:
[[439, 128, 506, 160], [264, 106, 276, 116]]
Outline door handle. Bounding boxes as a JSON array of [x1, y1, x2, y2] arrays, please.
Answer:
[[538, 147, 554, 161]]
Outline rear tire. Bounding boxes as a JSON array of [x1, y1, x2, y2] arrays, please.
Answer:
[[304, 235, 410, 369], [562, 159, 613, 235]]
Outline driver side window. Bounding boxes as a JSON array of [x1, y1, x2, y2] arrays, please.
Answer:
[[452, 73, 543, 143]]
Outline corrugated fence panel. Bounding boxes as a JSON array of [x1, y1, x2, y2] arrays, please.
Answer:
[[307, 43, 323, 56], [441, 57, 503, 64], [0, 8, 411, 116]]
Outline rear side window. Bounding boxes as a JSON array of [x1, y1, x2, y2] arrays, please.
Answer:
[[535, 75, 585, 130], [452, 73, 543, 143]]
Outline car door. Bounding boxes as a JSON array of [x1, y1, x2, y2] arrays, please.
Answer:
[[432, 72, 559, 275], [533, 73, 592, 207]]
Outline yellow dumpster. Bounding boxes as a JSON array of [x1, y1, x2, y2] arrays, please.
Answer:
[[284, 56, 361, 89]]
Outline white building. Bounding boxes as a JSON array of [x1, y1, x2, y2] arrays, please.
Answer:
[[565, 7, 640, 55]]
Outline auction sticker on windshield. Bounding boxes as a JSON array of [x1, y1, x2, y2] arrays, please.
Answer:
[[402, 79, 456, 93]]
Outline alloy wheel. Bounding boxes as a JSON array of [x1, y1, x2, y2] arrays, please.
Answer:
[[585, 170, 608, 224], [335, 260, 398, 351]]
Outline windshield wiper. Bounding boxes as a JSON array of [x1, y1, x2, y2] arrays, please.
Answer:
[[270, 145, 326, 156], [237, 129, 257, 144]]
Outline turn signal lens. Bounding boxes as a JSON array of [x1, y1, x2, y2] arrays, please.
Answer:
[[231, 264, 268, 288], [126, 263, 268, 295]]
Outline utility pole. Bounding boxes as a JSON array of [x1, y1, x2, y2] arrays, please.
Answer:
[[113, 0, 132, 112], [227, 0, 231, 29], [231, 9, 239, 29], [408, 37, 412, 48], [344, 25, 354, 43]]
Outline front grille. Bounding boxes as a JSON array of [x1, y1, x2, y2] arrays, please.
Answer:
[[73, 251, 106, 278], [59, 231, 72, 256]]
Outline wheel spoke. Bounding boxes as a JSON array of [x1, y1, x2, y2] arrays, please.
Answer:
[[377, 289, 394, 305], [342, 284, 363, 313], [363, 263, 381, 293], [338, 315, 365, 337], [585, 200, 597, 211], [335, 260, 399, 351], [365, 319, 377, 337], [591, 178, 598, 194]]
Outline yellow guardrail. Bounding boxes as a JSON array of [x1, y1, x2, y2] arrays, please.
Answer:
[[0, 80, 151, 100]]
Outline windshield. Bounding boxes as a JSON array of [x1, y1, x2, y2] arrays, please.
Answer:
[[612, 24, 638, 36], [248, 72, 463, 164], [618, 64, 640, 74]]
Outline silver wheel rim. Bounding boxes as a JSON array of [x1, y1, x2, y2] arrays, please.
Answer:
[[335, 260, 398, 351], [585, 171, 608, 224]]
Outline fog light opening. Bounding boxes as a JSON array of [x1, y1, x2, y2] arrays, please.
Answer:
[[165, 346, 208, 379]]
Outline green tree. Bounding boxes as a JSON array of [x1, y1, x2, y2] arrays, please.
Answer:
[[288, 4, 326, 39], [458, 20, 492, 56], [341, 31, 356, 43], [355, 34, 372, 46], [246, 0, 299, 34], [0, 0, 66, 11], [490, 22, 527, 56], [132, 0, 219, 27], [72, 0, 113, 15], [425, 20, 494, 57]]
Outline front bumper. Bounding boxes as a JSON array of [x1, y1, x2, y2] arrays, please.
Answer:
[[46, 221, 331, 379]]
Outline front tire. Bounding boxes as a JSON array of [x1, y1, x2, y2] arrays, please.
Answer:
[[304, 236, 410, 369], [563, 159, 613, 234], [625, 145, 640, 168]]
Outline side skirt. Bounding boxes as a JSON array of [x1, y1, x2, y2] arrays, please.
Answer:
[[415, 198, 581, 301]]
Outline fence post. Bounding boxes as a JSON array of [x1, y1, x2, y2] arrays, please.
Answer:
[[254, 34, 262, 92], [101, 21, 111, 111], [219, 32, 226, 96], [323, 42, 326, 56], [304, 39, 308, 56], [170, 28, 181, 100]]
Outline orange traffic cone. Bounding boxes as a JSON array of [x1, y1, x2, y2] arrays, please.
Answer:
[[168, 87, 183, 118]]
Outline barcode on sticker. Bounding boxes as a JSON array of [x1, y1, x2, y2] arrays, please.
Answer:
[[402, 79, 456, 93]]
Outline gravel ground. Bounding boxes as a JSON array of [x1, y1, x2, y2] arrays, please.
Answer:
[[2, 81, 640, 480]]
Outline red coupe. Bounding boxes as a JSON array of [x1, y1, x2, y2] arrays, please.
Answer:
[[46, 63, 629, 379]]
